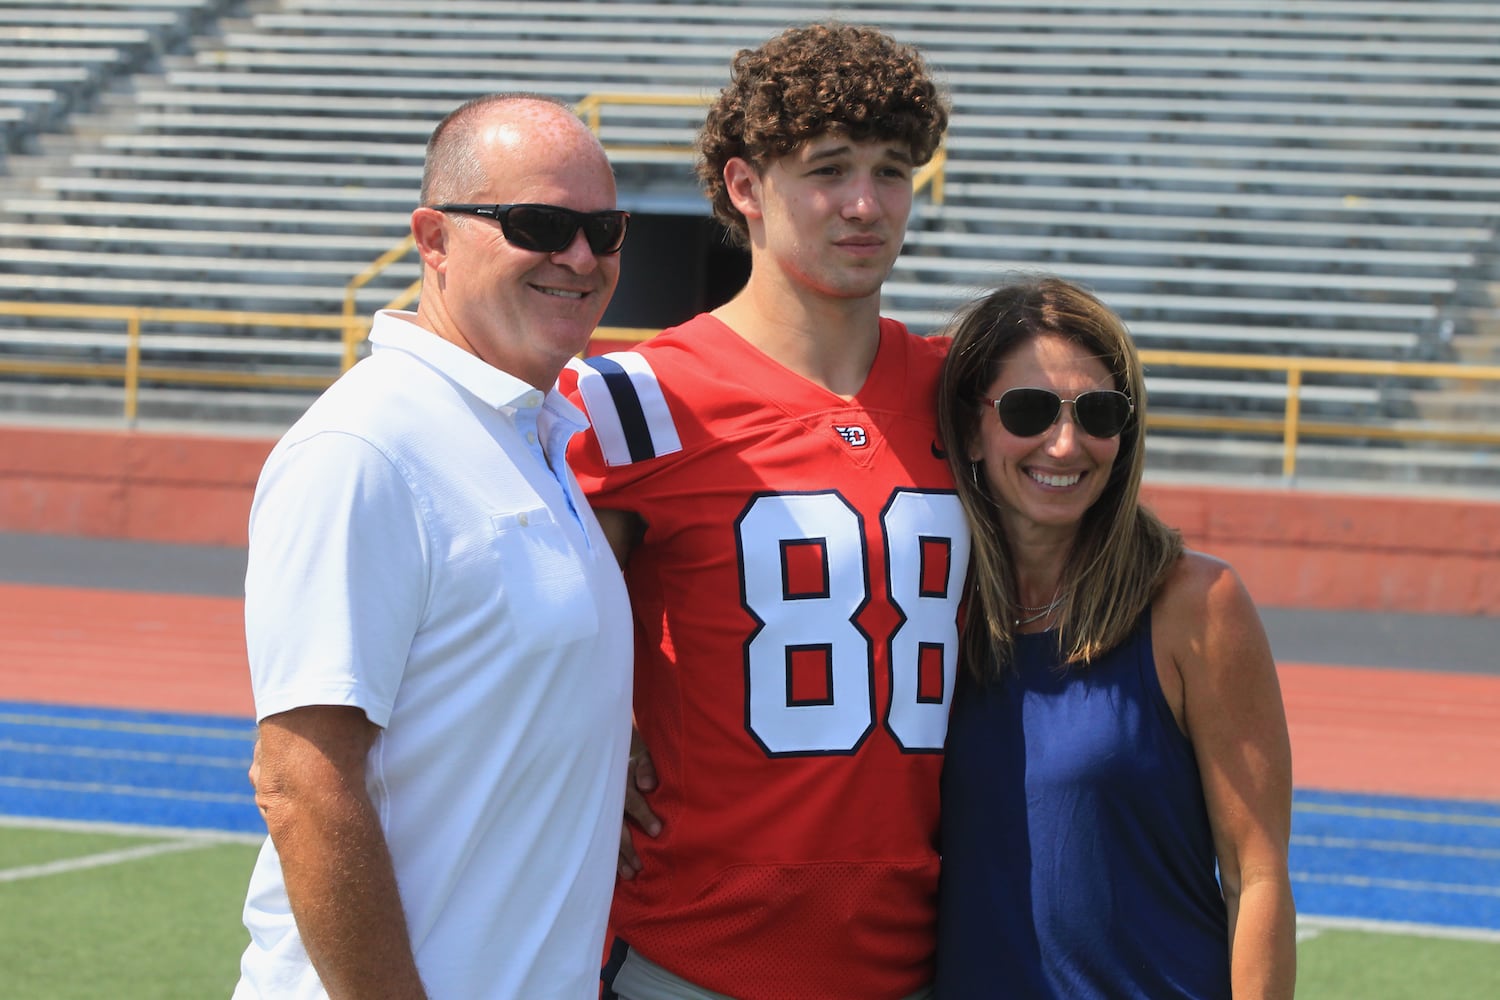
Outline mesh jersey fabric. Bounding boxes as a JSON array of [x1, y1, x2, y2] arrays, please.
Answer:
[[562, 315, 969, 999], [937, 610, 1232, 999]]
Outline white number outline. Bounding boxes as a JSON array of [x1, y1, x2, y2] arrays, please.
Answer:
[[734, 488, 967, 757]]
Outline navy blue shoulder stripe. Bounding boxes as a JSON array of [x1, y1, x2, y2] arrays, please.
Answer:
[[567, 354, 682, 467]]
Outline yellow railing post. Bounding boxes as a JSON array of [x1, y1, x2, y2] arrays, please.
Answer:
[[1282, 367, 1304, 480], [0, 301, 356, 421], [343, 234, 415, 370], [5, 300, 1500, 464], [914, 146, 946, 204], [575, 94, 603, 135], [124, 312, 142, 426]]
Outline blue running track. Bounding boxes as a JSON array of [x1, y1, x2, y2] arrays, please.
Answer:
[[1291, 788, 1500, 932], [2, 700, 1497, 933], [0, 700, 259, 835]]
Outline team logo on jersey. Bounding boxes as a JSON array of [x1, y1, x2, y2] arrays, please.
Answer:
[[834, 424, 869, 448]]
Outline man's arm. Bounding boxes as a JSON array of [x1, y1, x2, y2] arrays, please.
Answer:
[[594, 506, 645, 568], [254, 705, 427, 1000]]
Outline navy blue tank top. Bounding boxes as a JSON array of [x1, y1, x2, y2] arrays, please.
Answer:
[[937, 610, 1230, 999]]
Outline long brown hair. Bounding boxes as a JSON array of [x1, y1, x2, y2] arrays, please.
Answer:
[[937, 275, 1182, 679]]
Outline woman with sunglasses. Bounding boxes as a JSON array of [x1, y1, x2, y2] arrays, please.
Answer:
[[934, 275, 1296, 999]]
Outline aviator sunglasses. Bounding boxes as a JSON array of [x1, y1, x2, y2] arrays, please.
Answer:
[[429, 203, 630, 255], [985, 387, 1134, 439]]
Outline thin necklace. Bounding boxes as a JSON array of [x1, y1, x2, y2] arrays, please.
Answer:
[[1013, 590, 1064, 628]]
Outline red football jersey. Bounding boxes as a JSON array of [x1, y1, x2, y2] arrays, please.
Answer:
[[562, 315, 968, 1000]]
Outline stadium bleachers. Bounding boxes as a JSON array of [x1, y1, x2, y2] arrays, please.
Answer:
[[0, 0, 234, 151], [0, 0, 1498, 486]]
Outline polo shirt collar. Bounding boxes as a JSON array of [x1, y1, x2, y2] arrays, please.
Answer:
[[367, 310, 588, 433]]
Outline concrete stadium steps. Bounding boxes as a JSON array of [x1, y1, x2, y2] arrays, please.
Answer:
[[1, 0, 1499, 488], [0, 0, 236, 154]]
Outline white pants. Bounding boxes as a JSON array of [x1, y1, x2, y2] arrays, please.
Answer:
[[610, 947, 935, 1000]]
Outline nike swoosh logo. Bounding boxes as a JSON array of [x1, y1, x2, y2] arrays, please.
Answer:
[[931, 441, 948, 460]]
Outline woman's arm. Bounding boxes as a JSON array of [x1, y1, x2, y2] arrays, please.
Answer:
[[1158, 552, 1297, 999]]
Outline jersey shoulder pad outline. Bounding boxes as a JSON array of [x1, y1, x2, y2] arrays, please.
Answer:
[[566, 353, 683, 467]]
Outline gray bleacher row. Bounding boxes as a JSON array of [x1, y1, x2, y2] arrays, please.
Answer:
[[224, 0, 1500, 51], [23, 16, 1488, 305], [224, 0, 1500, 68], [2, 36, 1488, 257], [252, 3, 1500, 36], [0, 0, 233, 152], [1, 0, 1498, 455], [187, 44, 1500, 98], [274, 0, 1498, 15], [126, 78, 1500, 135]]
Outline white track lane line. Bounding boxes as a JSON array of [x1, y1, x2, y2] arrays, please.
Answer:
[[0, 737, 247, 768], [0, 775, 253, 804], [0, 710, 253, 742]]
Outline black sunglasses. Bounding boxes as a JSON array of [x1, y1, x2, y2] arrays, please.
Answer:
[[985, 387, 1134, 439], [429, 202, 630, 255]]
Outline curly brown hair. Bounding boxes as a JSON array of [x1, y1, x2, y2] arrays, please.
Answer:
[[696, 22, 949, 245]]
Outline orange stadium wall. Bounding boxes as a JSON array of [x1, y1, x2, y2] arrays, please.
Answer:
[[0, 425, 271, 548], [2, 424, 1497, 616]]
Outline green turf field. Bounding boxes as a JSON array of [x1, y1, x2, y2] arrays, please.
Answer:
[[0, 823, 259, 999], [2, 821, 1497, 998], [1297, 926, 1500, 999]]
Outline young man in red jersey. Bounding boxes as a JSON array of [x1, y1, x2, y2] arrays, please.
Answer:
[[562, 23, 964, 1000]]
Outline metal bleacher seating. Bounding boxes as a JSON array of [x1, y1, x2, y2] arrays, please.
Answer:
[[0, 0, 1498, 485], [0, 0, 234, 150]]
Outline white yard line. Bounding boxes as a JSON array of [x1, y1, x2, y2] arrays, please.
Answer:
[[0, 814, 262, 843], [0, 814, 263, 884], [0, 838, 224, 883], [1297, 914, 1500, 945]]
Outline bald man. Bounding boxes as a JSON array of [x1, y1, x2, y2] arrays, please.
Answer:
[[235, 94, 634, 999]]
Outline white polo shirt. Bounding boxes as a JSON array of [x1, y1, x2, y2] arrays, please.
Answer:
[[236, 311, 633, 1000]]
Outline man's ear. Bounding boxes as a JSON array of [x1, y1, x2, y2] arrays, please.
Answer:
[[410, 206, 451, 274], [722, 157, 762, 222]]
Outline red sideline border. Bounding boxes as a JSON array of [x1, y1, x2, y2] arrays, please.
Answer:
[[3, 424, 1498, 615]]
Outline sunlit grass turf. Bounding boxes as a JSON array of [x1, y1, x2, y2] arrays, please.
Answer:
[[3, 824, 1500, 999], [1298, 926, 1500, 999], [0, 824, 259, 1000]]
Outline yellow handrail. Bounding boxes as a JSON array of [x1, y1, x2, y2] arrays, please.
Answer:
[[572, 91, 946, 203], [6, 93, 1487, 481], [913, 146, 946, 205], [574, 91, 710, 133], [342, 233, 417, 370], [4, 293, 1500, 480], [0, 300, 358, 423], [1138, 348, 1500, 478]]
